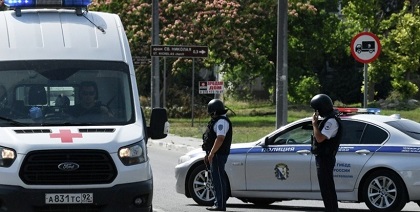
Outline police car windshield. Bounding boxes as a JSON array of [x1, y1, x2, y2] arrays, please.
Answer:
[[385, 119, 420, 140], [0, 60, 135, 126]]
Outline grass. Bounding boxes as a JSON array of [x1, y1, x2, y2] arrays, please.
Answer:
[[168, 102, 420, 144], [168, 101, 314, 143]]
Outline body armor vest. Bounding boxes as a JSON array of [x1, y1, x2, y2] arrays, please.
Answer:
[[202, 116, 232, 155], [311, 114, 342, 156]]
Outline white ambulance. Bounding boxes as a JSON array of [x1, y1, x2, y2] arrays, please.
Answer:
[[0, 1, 168, 211]]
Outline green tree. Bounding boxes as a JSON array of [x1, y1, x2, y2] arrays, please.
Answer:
[[341, 0, 420, 101], [380, 1, 420, 100]]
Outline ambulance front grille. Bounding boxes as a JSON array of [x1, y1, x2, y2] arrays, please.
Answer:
[[19, 150, 117, 185]]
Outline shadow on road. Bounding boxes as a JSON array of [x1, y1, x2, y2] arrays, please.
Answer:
[[225, 203, 368, 212], [184, 203, 418, 212]]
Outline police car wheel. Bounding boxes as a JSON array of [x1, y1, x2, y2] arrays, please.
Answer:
[[362, 170, 407, 212], [188, 163, 215, 206]]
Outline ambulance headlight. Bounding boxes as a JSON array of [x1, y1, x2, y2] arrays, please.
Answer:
[[0, 146, 16, 167], [4, 0, 92, 8], [118, 142, 146, 166]]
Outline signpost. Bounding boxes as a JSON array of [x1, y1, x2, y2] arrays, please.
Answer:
[[351, 32, 381, 64], [150, 45, 208, 58], [132, 56, 150, 67], [150, 45, 209, 127], [199, 81, 224, 94], [351, 32, 381, 107]]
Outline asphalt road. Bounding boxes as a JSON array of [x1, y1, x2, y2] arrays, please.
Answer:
[[148, 135, 420, 212]]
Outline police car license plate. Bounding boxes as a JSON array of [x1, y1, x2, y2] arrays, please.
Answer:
[[45, 193, 93, 204]]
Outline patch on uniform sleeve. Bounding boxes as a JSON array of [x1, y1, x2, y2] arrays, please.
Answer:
[[324, 122, 332, 130], [218, 124, 224, 131]]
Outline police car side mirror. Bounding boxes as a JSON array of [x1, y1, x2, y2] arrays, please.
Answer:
[[262, 137, 270, 147], [148, 108, 169, 140]]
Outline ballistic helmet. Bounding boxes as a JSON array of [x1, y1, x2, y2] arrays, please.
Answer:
[[310, 94, 334, 117], [207, 99, 227, 116]]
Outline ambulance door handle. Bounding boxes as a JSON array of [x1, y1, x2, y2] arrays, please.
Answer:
[[297, 150, 311, 155], [355, 149, 371, 155]]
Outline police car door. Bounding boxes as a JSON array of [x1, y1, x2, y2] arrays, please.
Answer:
[[246, 121, 313, 192], [310, 120, 386, 191]]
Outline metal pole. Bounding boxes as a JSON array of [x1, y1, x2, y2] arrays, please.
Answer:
[[362, 28, 369, 108], [151, 0, 160, 108], [163, 57, 166, 108], [191, 58, 195, 127], [363, 63, 368, 107], [276, 0, 288, 129]]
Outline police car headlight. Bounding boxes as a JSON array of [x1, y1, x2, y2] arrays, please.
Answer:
[[118, 142, 146, 166], [178, 155, 192, 164], [0, 146, 16, 167]]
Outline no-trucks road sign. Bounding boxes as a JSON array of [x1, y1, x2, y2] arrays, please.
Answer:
[[351, 32, 381, 63]]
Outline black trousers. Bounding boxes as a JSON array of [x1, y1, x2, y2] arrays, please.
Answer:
[[316, 154, 338, 212], [210, 154, 228, 210]]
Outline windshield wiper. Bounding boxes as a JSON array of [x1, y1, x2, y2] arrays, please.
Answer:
[[0, 116, 29, 126], [41, 122, 73, 126]]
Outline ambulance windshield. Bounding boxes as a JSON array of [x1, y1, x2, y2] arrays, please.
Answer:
[[0, 60, 135, 126]]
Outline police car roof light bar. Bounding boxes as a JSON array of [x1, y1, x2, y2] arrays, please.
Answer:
[[336, 107, 381, 115], [4, 0, 92, 17]]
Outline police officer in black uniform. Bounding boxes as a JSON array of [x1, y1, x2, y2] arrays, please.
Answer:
[[202, 99, 232, 211], [310, 94, 342, 212]]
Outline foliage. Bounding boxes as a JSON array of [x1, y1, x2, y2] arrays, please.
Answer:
[[2, 0, 418, 109], [288, 75, 320, 104], [380, 1, 420, 99], [342, 0, 420, 101]]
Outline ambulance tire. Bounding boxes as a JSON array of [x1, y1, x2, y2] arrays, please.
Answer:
[[362, 169, 407, 212], [188, 163, 214, 206]]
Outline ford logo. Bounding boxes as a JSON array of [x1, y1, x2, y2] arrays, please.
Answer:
[[58, 162, 80, 171]]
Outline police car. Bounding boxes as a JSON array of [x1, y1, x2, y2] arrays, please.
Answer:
[[175, 108, 420, 212]]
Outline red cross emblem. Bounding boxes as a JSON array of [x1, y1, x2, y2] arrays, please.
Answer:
[[50, 129, 83, 143]]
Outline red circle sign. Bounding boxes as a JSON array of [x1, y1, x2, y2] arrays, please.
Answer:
[[350, 32, 381, 63]]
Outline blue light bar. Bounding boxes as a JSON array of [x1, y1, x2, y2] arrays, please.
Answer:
[[365, 108, 381, 114], [4, 0, 35, 8], [5, 0, 92, 8]]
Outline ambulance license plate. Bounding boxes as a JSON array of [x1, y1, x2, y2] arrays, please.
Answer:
[[45, 193, 93, 204]]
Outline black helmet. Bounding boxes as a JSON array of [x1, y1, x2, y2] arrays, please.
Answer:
[[310, 94, 334, 117], [207, 99, 227, 115]]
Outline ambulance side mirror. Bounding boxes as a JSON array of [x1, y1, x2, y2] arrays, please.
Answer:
[[148, 108, 169, 140]]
